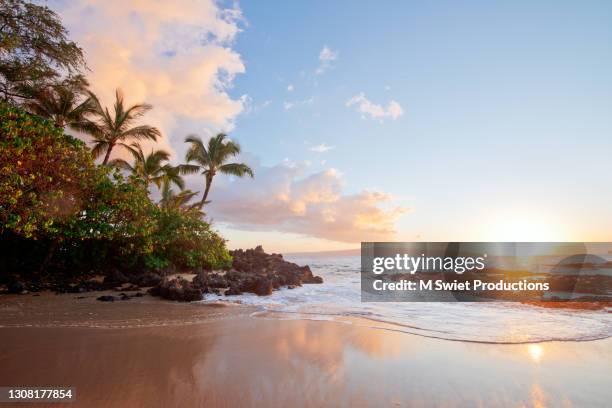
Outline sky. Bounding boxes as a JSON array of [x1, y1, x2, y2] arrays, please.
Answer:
[[49, 0, 612, 252]]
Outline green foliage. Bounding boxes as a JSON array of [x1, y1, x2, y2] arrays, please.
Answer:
[[76, 89, 161, 165], [183, 133, 254, 205], [147, 207, 231, 271], [0, 0, 85, 101], [0, 104, 231, 280], [0, 102, 96, 238]]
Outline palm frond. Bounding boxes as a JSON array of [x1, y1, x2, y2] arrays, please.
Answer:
[[218, 163, 254, 178]]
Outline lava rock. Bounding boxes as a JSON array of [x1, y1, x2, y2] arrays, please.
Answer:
[[7, 280, 25, 294], [104, 269, 129, 285], [254, 276, 273, 296], [152, 278, 202, 302], [132, 272, 162, 287], [97, 295, 116, 302]]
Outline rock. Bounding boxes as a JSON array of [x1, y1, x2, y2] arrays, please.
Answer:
[[113, 283, 139, 292], [254, 276, 273, 296], [304, 275, 323, 284], [104, 269, 129, 285], [81, 278, 106, 292], [119, 293, 130, 301], [225, 284, 242, 296], [221, 246, 323, 296], [152, 278, 202, 302], [7, 280, 25, 294], [132, 292, 145, 297], [97, 295, 116, 302], [132, 272, 162, 287]]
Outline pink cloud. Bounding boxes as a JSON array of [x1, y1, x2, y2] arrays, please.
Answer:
[[53, 0, 246, 158], [201, 162, 408, 243]]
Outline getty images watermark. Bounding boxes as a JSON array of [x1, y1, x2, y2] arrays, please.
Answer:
[[361, 242, 612, 302]]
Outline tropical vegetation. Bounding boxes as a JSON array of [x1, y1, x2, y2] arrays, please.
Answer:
[[183, 133, 254, 205], [0, 0, 253, 290]]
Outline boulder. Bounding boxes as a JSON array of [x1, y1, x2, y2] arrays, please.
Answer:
[[97, 295, 116, 302], [254, 276, 273, 296], [7, 280, 25, 294], [152, 278, 202, 302], [133, 272, 162, 287], [104, 269, 129, 285]]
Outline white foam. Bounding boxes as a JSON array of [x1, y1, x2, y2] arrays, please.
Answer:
[[200, 255, 612, 343]]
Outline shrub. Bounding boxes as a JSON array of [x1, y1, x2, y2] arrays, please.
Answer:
[[0, 104, 231, 284], [147, 208, 231, 272]]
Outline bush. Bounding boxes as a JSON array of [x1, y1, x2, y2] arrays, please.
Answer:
[[146, 208, 231, 272], [0, 103, 97, 238], [0, 104, 231, 286]]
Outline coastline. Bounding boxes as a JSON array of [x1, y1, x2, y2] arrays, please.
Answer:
[[1, 293, 611, 407]]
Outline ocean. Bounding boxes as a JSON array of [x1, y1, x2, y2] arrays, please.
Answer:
[[202, 254, 612, 344]]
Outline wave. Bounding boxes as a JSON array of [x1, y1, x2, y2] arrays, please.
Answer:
[[200, 254, 612, 344]]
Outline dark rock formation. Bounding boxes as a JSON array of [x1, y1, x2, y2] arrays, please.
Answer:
[[190, 246, 322, 297], [7, 280, 25, 294], [151, 278, 202, 302], [131, 272, 162, 287], [97, 295, 116, 302], [104, 269, 129, 285]]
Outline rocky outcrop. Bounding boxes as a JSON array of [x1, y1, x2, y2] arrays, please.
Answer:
[[192, 246, 323, 297], [131, 272, 162, 287], [149, 278, 202, 302]]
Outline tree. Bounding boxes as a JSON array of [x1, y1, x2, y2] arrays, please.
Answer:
[[110, 143, 183, 191], [183, 133, 254, 206], [0, 103, 156, 273], [0, 0, 85, 101], [78, 89, 161, 165], [159, 181, 199, 211], [0, 102, 96, 238], [23, 75, 93, 129]]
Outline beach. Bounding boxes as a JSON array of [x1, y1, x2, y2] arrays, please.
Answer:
[[1, 292, 611, 407]]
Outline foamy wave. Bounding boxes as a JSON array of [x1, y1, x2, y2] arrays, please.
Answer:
[[200, 254, 612, 344]]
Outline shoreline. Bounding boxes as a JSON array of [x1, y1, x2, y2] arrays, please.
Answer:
[[1, 292, 611, 406], [1, 291, 610, 343], [1, 313, 611, 407]]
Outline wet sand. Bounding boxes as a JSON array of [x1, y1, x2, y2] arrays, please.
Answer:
[[0, 294, 610, 407]]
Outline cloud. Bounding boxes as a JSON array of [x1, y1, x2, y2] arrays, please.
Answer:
[[316, 45, 337, 74], [52, 0, 247, 158], [202, 162, 407, 243], [283, 97, 314, 111], [287, 84, 294, 91], [309, 143, 334, 153], [346, 93, 404, 121]]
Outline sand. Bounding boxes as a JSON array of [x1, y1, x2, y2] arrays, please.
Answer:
[[0, 293, 610, 407]]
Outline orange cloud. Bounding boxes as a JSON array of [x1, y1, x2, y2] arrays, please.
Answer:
[[54, 0, 246, 157], [203, 161, 408, 243]]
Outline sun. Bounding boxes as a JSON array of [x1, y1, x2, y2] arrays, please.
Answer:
[[486, 212, 566, 241], [527, 344, 544, 362]]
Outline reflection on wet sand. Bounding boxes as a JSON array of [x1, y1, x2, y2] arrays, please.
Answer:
[[0, 317, 610, 407]]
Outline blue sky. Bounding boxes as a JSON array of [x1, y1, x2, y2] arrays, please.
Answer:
[[56, 0, 612, 251]]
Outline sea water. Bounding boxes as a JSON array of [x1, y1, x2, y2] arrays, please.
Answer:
[[202, 254, 612, 344]]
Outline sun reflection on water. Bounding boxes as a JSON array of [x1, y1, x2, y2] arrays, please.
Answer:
[[527, 344, 544, 362]]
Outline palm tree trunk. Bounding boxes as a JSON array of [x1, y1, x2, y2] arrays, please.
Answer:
[[102, 145, 114, 165], [200, 176, 213, 206]]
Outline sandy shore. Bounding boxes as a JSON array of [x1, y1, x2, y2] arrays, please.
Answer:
[[0, 293, 610, 407]]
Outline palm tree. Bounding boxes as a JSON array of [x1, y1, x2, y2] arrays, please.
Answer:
[[78, 89, 161, 165], [110, 143, 184, 191], [159, 182, 200, 212], [24, 76, 93, 129], [183, 133, 254, 206]]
